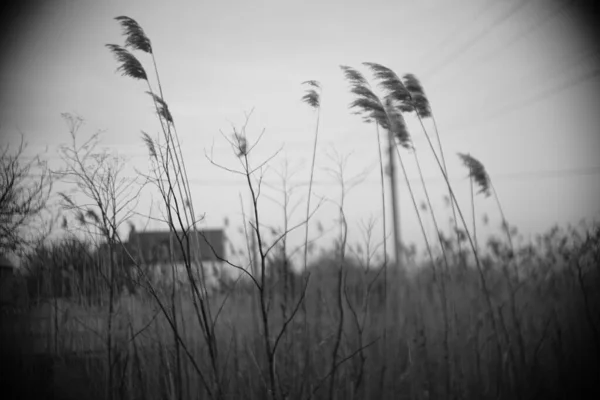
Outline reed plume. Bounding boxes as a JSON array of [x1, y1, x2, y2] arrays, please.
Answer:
[[362, 62, 411, 103], [146, 92, 174, 124], [384, 98, 412, 150], [105, 44, 148, 81], [301, 80, 321, 109], [458, 153, 491, 197], [115, 16, 153, 54], [402, 73, 432, 118], [141, 131, 157, 159]]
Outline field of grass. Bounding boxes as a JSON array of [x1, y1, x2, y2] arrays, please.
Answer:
[[1, 222, 599, 400]]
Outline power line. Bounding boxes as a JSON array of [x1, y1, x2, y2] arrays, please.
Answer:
[[417, 0, 498, 68], [449, 66, 600, 130], [18, 139, 374, 161], [429, 0, 574, 92], [27, 165, 600, 186], [423, 0, 530, 80]]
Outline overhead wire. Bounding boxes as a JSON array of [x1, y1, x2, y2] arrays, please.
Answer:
[[416, 0, 498, 68], [447, 61, 600, 131], [422, 0, 531, 81], [438, 4, 600, 131], [25, 165, 600, 186], [428, 0, 574, 92]]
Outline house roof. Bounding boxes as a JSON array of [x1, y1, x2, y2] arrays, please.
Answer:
[[0, 254, 15, 269], [127, 229, 225, 263]]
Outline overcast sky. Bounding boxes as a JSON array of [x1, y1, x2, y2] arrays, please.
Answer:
[[1, 0, 599, 262]]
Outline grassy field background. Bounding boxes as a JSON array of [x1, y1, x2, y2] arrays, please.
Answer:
[[1, 221, 598, 400]]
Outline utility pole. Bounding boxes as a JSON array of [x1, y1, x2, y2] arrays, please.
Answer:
[[387, 129, 402, 268]]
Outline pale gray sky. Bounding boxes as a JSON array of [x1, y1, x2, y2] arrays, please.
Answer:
[[1, 0, 599, 261]]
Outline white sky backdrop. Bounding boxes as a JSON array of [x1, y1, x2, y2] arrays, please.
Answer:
[[1, 0, 599, 264]]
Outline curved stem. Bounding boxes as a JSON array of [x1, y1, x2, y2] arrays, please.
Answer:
[[375, 123, 389, 392], [431, 115, 463, 262], [302, 98, 321, 387], [413, 149, 450, 270], [415, 116, 503, 362], [303, 104, 321, 273], [470, 173, 477, 252], [412, 147, 452, 396], [394, 145, 436, 268]]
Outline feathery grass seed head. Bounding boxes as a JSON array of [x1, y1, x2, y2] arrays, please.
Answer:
[[146, 92, 173, 123], [141, 131, 157, 159], [302, 80, 321, 89], [85, 209, 100, 224], [340, 65, 369, 87], [301, 89, 320, 109], [342, 73, 389, 128], [363, 62, 411, 103], [301, 80, 321, 108], [402, 73, 432, 118], [115, 16, 152, 53], [233, 131, 247, 158], [106, 44, 148, 81], [385, 98, 412, 149], [458, 152, 491, 197]]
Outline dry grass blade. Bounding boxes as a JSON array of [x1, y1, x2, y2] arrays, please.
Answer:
[[115, 16, 152, 54], [141, 131, 157, 158], [363, 62, 410, 103], [458, 153, 491, 196], [402, 73, 432, 118], [106, 44, 148, 81], [146, 92, 173, 123]]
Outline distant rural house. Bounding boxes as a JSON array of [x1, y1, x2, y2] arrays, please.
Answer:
[[0, 254, 27, 309], [103, 227, 227, 295]]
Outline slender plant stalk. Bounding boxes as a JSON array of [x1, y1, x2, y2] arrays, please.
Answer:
[[243, 151, 279, 400], [412, 147, 452, 398], [148, 20, 222, 397], [110, 17, 223, 395], [432, 115, 463, 264], [327, 156, 349, 400], [301, 81, 321, 386], [416, 117, 499, 323], [491, 181, 528, 376], [393, 146, 436, 270], [470, 173, 478, 252], [239, 194, 260, 336], [374, 123, 389, 392], [302, 84, 321, 273]]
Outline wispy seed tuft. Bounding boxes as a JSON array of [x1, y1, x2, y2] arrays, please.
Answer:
[[385, 98, 412, 149], [458, 153, 491, 196], [402, 73, 432, 118], [147, 92, 173, 123], [363, 62, 411, 103], [340, 65, 369, 87], [115, 16, 152, 53], [106, 44, 148, 81], [341, 66, 389, 129], [86, 209, 100, 224], [141, 131, 157, 159], [301, 80, 321, 109]]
